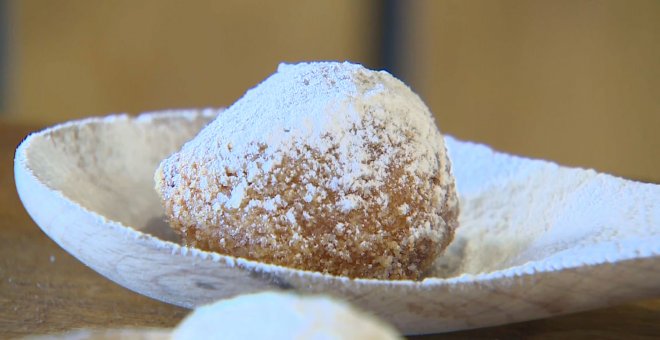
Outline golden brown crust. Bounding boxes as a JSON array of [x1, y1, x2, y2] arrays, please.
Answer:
[[156, 118, 458, 280], [155, 62, 459, 280]]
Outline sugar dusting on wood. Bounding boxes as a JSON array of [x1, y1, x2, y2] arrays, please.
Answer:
[[15, 108, 660, 334]]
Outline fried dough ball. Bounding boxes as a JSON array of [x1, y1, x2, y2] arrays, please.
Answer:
[[155, 62, 459, 280]]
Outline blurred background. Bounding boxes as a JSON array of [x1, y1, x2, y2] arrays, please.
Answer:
[[0, 0, 658, 182]]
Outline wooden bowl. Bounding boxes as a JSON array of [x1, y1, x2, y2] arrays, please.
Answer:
[[14, 109, 660, 335]]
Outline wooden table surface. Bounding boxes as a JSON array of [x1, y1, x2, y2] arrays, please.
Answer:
[[1, 122, 659, 339]]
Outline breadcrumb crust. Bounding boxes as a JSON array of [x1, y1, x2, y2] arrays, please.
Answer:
[[155, 62, 459, 280]]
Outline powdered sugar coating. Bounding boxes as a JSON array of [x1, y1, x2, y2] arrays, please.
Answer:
[[156, 61, 459, 279], [172, 292, 402, 339]]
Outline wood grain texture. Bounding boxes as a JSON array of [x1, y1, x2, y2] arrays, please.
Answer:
[[2, 113, 657, 335], [0, 123, 188, 339]]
